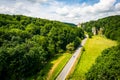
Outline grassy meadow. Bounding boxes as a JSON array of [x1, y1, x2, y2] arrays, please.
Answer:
[[69, 35, 117, 80]]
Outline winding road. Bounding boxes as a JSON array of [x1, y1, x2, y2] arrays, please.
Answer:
[[56, 36, 88, 80]]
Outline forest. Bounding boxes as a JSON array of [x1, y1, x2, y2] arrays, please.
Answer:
[[83, 15, 120, 80], [0, 14, 85, 80], [82, 15, 120, 41]]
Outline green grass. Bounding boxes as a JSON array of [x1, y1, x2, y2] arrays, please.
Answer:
[[69, 35, 117, 80], [27, 53, 72, 80], [47, 53, 72, 80]]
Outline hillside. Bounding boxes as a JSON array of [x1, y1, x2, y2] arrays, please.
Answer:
[[82, 15, 120, 41], [79, 15, 120, 80], [0, 14, 84, 80], [64, 22, 77, 27]]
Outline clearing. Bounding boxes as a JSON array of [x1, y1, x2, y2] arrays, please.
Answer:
[[69, 35, 117, 80]]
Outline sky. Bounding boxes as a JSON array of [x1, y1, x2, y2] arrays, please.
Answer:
[[0, 0, 120, 24]]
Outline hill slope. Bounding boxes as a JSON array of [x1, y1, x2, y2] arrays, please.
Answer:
[[0, 14, 84, 80], [83, 15, 120, 41]]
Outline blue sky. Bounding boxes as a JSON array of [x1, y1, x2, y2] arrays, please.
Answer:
[[56, 0, 120, 5], [56, 0, 99, 5], [0, 0, 120, 24]]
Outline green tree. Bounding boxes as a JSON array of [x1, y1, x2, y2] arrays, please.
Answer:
[[66, 42, 74, 52]]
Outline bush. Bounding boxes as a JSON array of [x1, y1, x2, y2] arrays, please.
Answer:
[[73, 37, 81, 48], [88, 32, 93, 38], [66, 42, 75, 52]]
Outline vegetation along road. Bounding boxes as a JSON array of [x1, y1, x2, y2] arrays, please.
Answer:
[[56, 36, 88, 80]]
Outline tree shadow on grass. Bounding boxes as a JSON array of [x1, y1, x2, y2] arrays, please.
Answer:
[[28, 53, 63, 80]]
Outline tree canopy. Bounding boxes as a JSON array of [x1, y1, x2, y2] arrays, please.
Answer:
[[0, 14, 84, 80]]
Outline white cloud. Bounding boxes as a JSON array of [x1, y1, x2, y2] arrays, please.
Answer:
[[0, 0, 120, 24], [93, 0, 116, 13], [36, 0, 48, 2], [115, 3, 120, 10], [56, 7, 69, 16], [52, 0, 119, 23]]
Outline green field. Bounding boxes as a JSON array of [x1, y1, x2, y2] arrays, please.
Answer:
[[69, 36, 117, 80]]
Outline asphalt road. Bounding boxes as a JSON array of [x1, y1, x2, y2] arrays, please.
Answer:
[[56, 37, 88, 80]]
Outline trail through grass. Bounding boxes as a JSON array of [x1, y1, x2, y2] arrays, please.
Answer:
[[69, 36, 117, 80], [27, 53, 72, 80], [47, 53, 72, 80], [34, 53, 72, 80]]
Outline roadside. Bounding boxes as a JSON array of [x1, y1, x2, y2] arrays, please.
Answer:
[[56, 36, 88, 80], [46, 53, 72, 80], [26, 53, 72, 80], [27, 36, 87, 80]]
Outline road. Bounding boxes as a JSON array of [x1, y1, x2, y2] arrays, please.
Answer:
[[56, 36, 88, 80]]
